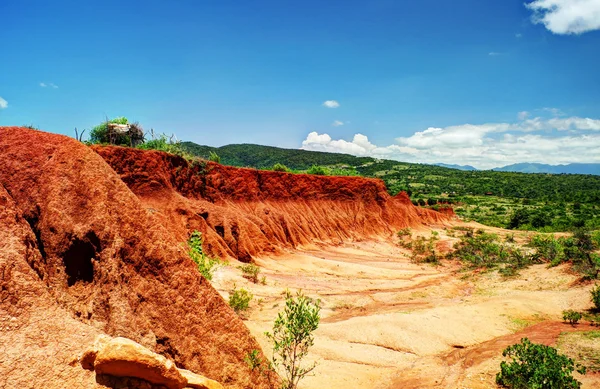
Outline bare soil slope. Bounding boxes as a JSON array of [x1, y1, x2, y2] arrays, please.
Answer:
[[0, 127, 272, 388], [93, 144, 450, 261]]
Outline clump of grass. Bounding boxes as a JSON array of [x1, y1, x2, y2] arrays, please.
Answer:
[[229, 287, 253, 316], [238, 263, 261, 283], [557, 331, 600, 373]]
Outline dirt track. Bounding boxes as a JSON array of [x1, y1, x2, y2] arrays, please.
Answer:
[[214, 227, 599, 389]]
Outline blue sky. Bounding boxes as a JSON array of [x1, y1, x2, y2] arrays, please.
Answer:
[[1, 0, 599, 168]]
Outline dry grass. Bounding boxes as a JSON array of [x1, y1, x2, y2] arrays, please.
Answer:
[[557, 331, 600, 372]]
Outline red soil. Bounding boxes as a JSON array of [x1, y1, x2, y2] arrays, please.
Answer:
[[0, 126, 451, 388], [443, 320, 598, 368], [0, 127, 274, 388], [93, 144, 451, 261]]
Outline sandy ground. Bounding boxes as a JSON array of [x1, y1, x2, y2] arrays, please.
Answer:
[[212, 224, 599, 389]]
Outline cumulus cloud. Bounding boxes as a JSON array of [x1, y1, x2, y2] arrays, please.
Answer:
[[518, 111, 529, 120], [300, 115, 600, 169], [526, 0, 600, 34], [322, 100, 340, 108], [0, 97, 7, 109], [40, 82, 58, 88], [332, 120, 344, 127]]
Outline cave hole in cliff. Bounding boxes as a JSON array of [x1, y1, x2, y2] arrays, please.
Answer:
[[24, 211, 47, 260], [63, 232, 101, 286], [215, 225, 225, 238]]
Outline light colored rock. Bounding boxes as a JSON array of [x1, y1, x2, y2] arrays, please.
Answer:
[[179, 369, 224, 389], [93, 336, 187, 389], [80, 334, 111, 370]]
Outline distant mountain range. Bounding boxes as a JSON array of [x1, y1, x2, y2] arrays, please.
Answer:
[[435, 162, 600, 175], [435, 163, 477, 171], [491, 163, 600, 175]]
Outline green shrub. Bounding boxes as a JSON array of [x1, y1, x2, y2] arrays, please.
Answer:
[[208, 151, 221, 163], [592, 285, 600, 311], [187, 230, 222, 281], [410, 235, 439, 265], [138, 134, 185, 156], [266, 291, 321, 389], [306, 165, 328, 175], [496, 338, 586, 389], [229, 287, 253, 314], [397, 228, 412, 238], [238, 263, 261, 284], [90, 117, 144, 146], [273, 163, 291, 172], [563, 310, 583, 325]]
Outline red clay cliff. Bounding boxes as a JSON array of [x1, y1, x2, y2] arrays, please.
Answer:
[[0, 127, 450, 388]]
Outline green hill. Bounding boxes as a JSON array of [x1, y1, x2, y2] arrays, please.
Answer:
[[180, 142, 374, 170]]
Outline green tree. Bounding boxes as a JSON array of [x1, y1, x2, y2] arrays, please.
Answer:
[[496, 338, 585, 389], [265, 291, 321, 389]]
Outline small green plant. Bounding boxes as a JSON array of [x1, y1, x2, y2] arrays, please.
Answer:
[[238, 263, 261, 283], [397, 228, 412, 238], [261, 275, 267, 285], [306, 165, 328, 175], [229, 287, 253, 315], [245, 349, 263, 370], [496, 338, 586, 389], [591, 285, 600, 311], [187, 230, 222, 281], [273, 163, 291, 172], [208, 151, 221, 163], [563, 310, 583, 325], [265, 291, 321, 389]]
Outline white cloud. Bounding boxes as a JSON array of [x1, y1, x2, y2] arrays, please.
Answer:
[[541, 107, 564, 116], [518, 111, 530, 120], [322, 100, 340, 108], [488, 52, 502, 56], [0, 97, 7, 109], [515, 33, 523, 38], [40, 82, 58, 89], [332, 120, 344, 127], [300, 115, 600, 169], [526, 0, 600, 34]]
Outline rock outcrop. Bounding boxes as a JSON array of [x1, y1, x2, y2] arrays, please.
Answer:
[[80, 335, 223, 389]]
